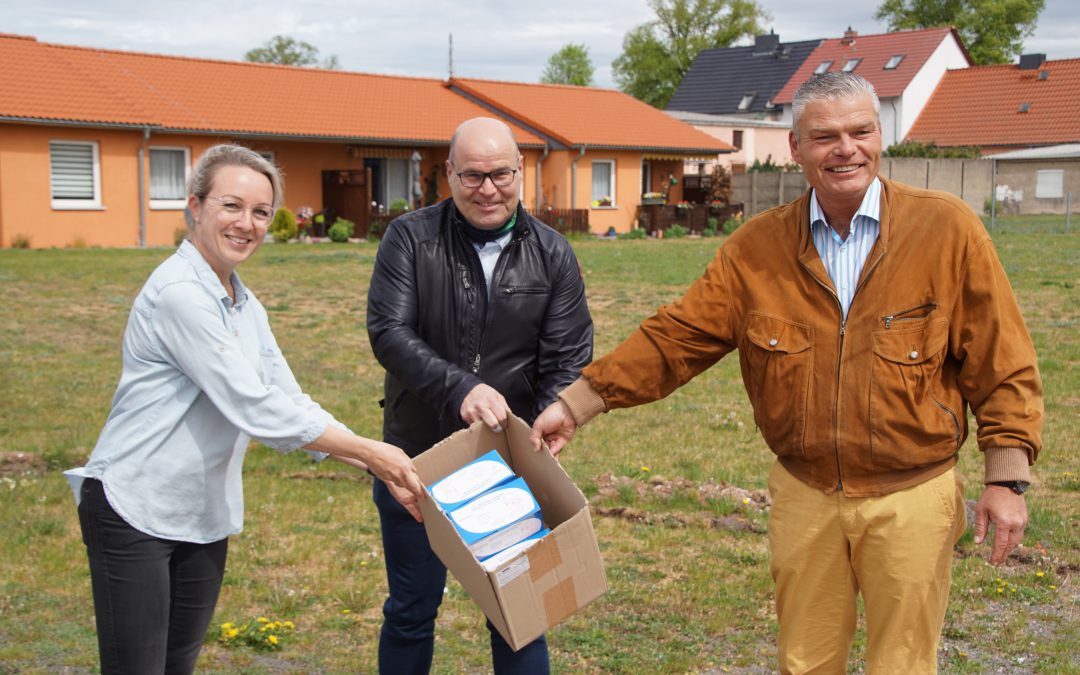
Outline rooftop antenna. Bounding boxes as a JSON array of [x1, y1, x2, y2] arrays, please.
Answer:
[[448, 33, 454, 79]]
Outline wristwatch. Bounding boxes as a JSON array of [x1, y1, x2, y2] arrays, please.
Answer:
[[989, 480, 1030, 495]]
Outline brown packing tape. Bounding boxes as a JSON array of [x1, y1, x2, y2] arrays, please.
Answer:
[[528, 534, 562, 582], [543, 577, 578, 627]]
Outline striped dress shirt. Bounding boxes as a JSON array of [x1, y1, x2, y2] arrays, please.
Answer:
[[809, 178, 882, 320]]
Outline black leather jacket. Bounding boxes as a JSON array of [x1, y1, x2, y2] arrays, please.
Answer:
[[367, 199, 593, 456]]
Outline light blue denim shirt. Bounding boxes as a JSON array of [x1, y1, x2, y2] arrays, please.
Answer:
[[473, 229, 514, 298], [810, 177, 882, 320], [65, 241, 339, 543]]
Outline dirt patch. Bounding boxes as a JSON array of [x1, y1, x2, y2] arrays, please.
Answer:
[[0, 451, 46, 477]]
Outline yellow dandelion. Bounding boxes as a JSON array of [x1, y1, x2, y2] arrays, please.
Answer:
[[742, 497, 750, 505], [257, 616, 269, 623], [1036, 571, 1045, 577], [1050, 585, 1057, 590], [361, 561, 368, 567], [260, 623, 270, 632], [227, 628, 239, 639], [342, 609, 351, 614], [268, 634, 279, 646], [996, 587, 1004, 593], [284, 620, 295, 629], [220, 622, 234, 630], [959, 651, 968, 658]]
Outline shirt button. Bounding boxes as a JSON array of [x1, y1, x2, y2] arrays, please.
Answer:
[[909, 350, 919, 359], [218, 345, 226, 353], [769, 338, 778, 347]]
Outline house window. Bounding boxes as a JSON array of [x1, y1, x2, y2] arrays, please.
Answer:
[[591, 160, 615, 207], [842, 58, 862, 72], [149, 147, 190, 210], [1035, 170, 1064, 199], [737, 92, 756, 111], [641, 160, 651, 195], [732, 130, 744, 150], [884, 55, 905, 70], [813, 61, 832, 74], [50, 140, 101, 210], [1018, 102, 1031, 113], [257, 151, 275, 163]]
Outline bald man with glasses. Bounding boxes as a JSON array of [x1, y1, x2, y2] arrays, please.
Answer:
[[365, 117, 593, 674]]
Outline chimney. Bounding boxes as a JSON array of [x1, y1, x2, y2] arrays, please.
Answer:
[[754, 31, 780, 54], [1018, 53, 1046, 70], [841, 27, 857, 46]]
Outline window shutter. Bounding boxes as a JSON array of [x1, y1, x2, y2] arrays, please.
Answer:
[[50, 142, 95, 200]]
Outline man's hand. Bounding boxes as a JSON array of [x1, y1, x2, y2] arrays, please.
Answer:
[[529, 399, 577, 459], [973, 485, 1028, 565], [460, 383, 510, 432]]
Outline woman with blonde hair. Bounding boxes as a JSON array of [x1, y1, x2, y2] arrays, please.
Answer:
[[66, 144, 424, 673]]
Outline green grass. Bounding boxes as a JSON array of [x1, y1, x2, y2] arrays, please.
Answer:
[[1, 216, 1077, 672]]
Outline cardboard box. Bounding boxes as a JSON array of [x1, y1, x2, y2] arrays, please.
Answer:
[[428, 448, 515, 512], [480, 527, 550, 569], [446, 476, 544, 559], [415, 414, 608, 651]]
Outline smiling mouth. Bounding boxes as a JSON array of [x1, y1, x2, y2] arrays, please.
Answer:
[[224, 234, 252, 245], [827, 164, 861, 174]]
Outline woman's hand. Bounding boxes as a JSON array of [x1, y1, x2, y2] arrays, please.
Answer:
[[362, 439, 426, 522]]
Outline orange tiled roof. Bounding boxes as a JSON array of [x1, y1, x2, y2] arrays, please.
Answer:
[[0, 34, 544, 146], [450, 77, 732, 153], [773, 28, 968, 103], [906, 58, 1080, 147]]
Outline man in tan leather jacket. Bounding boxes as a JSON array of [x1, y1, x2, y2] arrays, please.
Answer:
[[530, 73, 1042, 673]]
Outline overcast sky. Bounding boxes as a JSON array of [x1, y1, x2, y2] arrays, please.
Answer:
[[3, 0, 1077, 88]]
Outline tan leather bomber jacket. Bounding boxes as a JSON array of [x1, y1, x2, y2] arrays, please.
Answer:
[[562, 178, 1043, 497]]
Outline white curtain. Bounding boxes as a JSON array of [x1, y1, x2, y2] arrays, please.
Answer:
[[150, 149, 186, 200], [592, 161, 612, 201]]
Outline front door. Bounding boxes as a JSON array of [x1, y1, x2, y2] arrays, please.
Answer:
[[322, 169, 372, 237]]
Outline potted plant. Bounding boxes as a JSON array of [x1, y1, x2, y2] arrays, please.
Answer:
[[641, 192, 665, 205]]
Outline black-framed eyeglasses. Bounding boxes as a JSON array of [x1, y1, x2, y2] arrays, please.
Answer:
[[204, 195, 275, 224], [452, 168, 518, 189]]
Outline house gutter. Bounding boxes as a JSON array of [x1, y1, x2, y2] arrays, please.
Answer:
[[570, 146, 586, 208], [889, 99, 900, 147], [137, 127, 150, 248], [535, 144, 548, 209]]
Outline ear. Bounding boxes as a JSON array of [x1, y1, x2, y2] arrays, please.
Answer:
[[187, 194, 202, 225], [788, 131, 801, 166], [445, 159, 454, 182]]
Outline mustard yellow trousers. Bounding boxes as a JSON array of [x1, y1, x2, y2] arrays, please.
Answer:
[[768, 461, 967, 674]]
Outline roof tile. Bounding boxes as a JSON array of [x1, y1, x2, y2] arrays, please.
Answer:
[[773, 27, 966, 103], [906, 58, 1080, 147]]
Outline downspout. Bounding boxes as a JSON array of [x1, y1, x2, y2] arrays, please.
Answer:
[[889, 99, 900, 148], [137, 127, 150, 247], [570, 145, 586, 209], [535, 144, 549, 210]]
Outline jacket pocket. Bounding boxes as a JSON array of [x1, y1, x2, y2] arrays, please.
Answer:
[[741, 313, 813, 459], [869, 317, 961, 470]]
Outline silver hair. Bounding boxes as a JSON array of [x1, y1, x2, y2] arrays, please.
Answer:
[[187, 144, 284, 210], [791, 72, 880, 135]]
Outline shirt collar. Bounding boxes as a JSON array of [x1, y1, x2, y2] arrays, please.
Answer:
[[809, 177, 882, 235], [177, 240, 250, 308]]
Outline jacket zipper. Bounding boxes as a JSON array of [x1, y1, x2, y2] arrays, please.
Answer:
[[882, 303, 937, 329], [931, 396, 963, 448], [460, 263, 482, 374], [469, 232, 522, 376]]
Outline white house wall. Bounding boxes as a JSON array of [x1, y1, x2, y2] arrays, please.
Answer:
[[901, 36, 970, 143]]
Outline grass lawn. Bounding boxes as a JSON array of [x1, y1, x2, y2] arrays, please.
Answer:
[[1, 216, 1077, 673]]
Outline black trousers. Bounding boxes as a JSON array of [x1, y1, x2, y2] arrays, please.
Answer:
[[77, 478, 228, 674]]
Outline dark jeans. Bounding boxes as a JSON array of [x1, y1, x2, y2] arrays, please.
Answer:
[[77, 478, 228, 674], [374, 479, 550, 674]]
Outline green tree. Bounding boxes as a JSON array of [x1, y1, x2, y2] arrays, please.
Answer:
[[874, 0, 1045, 65], [540, 43, 595, 86], [244, 35, 340, 69], [613, 0, 769, 108]]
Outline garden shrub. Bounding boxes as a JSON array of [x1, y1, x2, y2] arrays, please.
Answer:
[[667, 224, 689, 239], [722, 217, 742, 235], [269, 207, 298, 243], [328, 217, 354, 242], [389, 198, 409, 211], [617, 228, 647, 240]]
